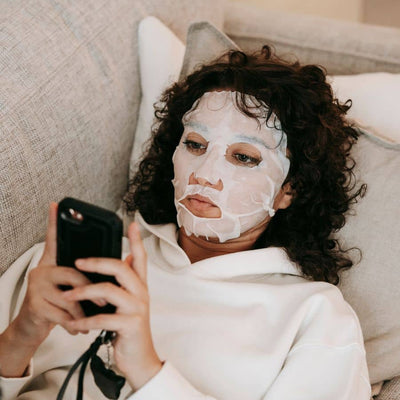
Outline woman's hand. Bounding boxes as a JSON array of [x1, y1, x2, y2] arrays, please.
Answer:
[[0, 202, 94, 377], [61, 222, 163, 391], [14, 203, 94, 340]]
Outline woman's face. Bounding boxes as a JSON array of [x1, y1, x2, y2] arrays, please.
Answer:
[[172, 91, 290, 242]]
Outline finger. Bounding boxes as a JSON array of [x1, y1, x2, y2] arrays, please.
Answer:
[[42, 266, 105, 308], [41, 202, 58, 265], [74, 258, 147, 297], [66, 313, 137, 334], [128, 222, 147, 283], [45, 286, 87, 320], [39, 298, 75, 327], [50, 266, 93, 288], [62, 282, 142, 315], [124, 254, 133, 266], [46, 266, 106, 309]]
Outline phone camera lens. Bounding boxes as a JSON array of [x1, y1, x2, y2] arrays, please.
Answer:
[[68, 208, 84, 221]]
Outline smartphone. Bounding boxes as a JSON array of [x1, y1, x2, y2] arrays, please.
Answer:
[[56, 197, 123, 317]]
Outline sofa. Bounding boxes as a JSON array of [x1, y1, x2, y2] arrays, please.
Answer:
[[1, 0, 399, 398]]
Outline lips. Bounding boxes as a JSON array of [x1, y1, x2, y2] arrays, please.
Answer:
[[180, 194, 221, 218], [187, 194, 217, 206]]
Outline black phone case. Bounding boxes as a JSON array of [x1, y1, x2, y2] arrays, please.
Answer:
[[57, 197, 123, 317]]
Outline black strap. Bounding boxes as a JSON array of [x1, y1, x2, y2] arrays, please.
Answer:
[[56, 330, 126, 400], [77, 345, 93, 400]]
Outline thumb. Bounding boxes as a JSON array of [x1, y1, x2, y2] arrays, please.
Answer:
[[41, 202, 58, 265], [128, 222, 147, 283]]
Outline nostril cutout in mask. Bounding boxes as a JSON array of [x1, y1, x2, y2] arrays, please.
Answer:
[[172, 90, 290, 242]]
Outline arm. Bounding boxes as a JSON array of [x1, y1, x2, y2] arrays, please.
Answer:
[[0, 203, 96, 399], [262, 283, 372, 400], [125, 362, 217, 399], [263, 343, 371, 400]]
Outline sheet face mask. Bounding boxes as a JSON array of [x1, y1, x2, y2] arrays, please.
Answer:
[[172, 91, 290, 242]]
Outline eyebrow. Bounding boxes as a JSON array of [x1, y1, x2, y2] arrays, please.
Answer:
[[183, 124, 279, 149], [233, 134, 273, 149], [183, 121, 210, 136]]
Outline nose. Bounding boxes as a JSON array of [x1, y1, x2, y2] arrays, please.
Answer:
[[189, 147, 224, 191], [189, 172, 223, 191]]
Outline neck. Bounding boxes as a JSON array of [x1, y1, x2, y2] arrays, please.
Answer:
[[178, 220, 269, 264]]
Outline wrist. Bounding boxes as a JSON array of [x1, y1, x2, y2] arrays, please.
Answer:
[[12, 313, 53, 348], [125, 359, 164, 392], [0, 324, 40, 378]]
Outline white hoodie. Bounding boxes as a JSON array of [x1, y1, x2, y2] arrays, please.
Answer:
[[0, 213, 371, 399]]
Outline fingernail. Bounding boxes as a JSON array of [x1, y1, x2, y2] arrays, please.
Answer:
[[75, 259, 84, 267]]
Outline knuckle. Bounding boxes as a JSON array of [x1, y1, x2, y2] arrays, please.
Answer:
[[28, 267, 41, 281], [26, 300, 37, 316], [93, 315, 106, 325], [28, 296, 41, 313], [130, 315, 141, 327], [103, 282, 117, 291], [136, 300, 148, 315], [69, 303, 81, 315], [63, 267, 81, 281], [72, 286, 84, 296], [64, 325, 77, 335]]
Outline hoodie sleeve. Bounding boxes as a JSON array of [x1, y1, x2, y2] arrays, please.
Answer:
[[262, 284, 372, 400], [263, 343, 371, 400], [126, 284, 371, 400], [0, 362, 34, 400], [125, 348, 370, 400], [126, 361, 216, 400], [0, 243, 45, 400]]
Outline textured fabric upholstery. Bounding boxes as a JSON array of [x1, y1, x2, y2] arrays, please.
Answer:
[[376, 376, 400, 400], [224, 2, 400, 75], [0, 0, 224, 275]]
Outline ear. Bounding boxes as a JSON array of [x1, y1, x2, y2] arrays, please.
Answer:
[[273, 182, 294, 211]]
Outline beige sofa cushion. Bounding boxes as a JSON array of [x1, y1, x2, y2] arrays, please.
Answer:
[[0, 0, 224, 276], [134, 19, 400, 386], [224, 2, 400, 75]]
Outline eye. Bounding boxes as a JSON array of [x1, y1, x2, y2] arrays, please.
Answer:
[[233, 153, 261, 166], [182, 140, 207, 155], [226, 143, 262, 167]]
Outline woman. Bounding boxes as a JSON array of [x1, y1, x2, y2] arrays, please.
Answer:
[[0, 47, 371, 399]]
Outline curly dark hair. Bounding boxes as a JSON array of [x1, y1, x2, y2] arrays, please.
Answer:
[[123, 45, 366, 285]]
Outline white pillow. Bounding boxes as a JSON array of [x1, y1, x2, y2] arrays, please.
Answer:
[[129, 16, 185, 176], [329, 73, 400, 146]]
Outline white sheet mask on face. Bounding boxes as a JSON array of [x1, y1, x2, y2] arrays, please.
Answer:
[[172, 90, 290, 242]]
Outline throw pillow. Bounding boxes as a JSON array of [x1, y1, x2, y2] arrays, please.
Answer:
[[129, 16, 185, 176], [329, 73, 400, 147]]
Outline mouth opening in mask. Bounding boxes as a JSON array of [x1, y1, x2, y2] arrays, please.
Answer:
[[179, 194, 222, 219]]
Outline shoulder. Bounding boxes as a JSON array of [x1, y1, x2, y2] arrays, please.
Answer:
[[288, 280, 365, 347]]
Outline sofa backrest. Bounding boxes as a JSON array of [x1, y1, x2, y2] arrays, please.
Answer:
[[0, 0, 224, 275], [224, 2, 400, 75]]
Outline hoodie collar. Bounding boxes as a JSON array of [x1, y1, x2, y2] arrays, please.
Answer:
[[136, 212, 302, 279]]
